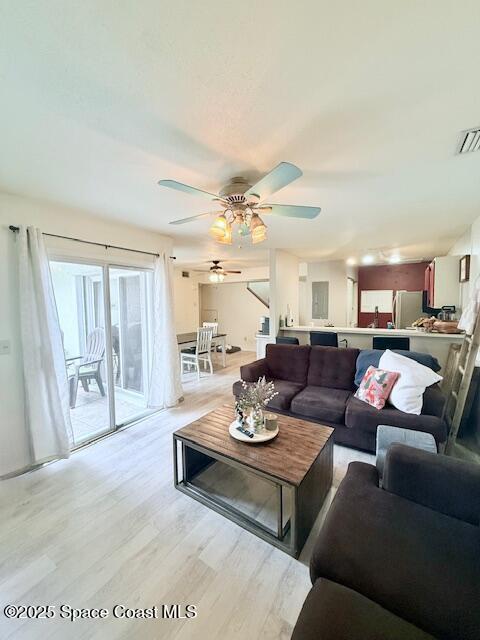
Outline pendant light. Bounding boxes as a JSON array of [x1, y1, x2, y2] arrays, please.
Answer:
[[216, 220, 232, 244], [250, 213, 267, 244], [209, 271, 225, 283], [209, 212, 229, 241]]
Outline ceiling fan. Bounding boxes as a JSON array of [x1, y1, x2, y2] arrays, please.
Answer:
[[158, 162, 321, 245], [200, 260, 241, 283]]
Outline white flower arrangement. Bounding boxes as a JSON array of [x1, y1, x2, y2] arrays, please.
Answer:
[[238, 376, 278, 412]]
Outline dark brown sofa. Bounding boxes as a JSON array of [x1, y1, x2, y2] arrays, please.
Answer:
[[233, 344, 447, 452], [292, 445, 480, 640]]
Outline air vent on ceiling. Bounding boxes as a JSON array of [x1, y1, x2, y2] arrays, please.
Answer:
[[457, 127, 480, 154], [182, 271, 190, 278]]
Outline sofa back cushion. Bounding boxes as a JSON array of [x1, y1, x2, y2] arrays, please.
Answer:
[[308, 346, 359, 390], [379, 350, 443, 415], [355, 349, 441, 387], [265, 343, 311, 384]]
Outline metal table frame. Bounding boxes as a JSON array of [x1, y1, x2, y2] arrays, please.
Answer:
[[173, 434, 333, 557]]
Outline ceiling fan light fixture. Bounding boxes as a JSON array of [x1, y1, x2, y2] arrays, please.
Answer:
[[209, 213, 229, 240], [252, 227, 267, 244], [209, 271, 225, 283], [216, 221, 232, 245], [237, 222, 250, 236], [250, 213, 267, 244], [161, 163, 320, 244]]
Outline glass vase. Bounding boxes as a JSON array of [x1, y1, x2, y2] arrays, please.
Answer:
[[249, 407, 264, 434]]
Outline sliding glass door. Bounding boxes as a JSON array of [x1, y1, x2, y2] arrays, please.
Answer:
[[50, 260, 156, 446], [50, 261, 112, 445], [109, 267, 154, 427]]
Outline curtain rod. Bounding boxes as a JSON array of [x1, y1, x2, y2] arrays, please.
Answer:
[[8, 226, 176, 259]]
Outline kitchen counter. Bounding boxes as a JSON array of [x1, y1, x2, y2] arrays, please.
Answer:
[[254, 325, 465, 370], [281, 325, 464, 339]]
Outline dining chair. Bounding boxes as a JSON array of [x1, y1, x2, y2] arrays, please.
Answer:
[[202, 322, 218, 335], [310, 331, 338, 347], [203, 321, 220, 354], [276, 336, 300, 345], [373, 336, 410, 351], [66, 327, 106, 408], [181, 327, 214, 379]]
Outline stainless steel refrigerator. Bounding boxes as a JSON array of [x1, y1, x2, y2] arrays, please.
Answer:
[[393, 291, 423, 329]]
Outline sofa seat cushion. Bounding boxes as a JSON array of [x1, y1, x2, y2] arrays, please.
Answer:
[[292, 578, 435, 640], [307, 346, 359, 390], [291, 386, 352, 423], [310, 462, 480, 640], [232, 378, 303, 411], [265, 343, 311, 384], [345, 395, 447, 444]]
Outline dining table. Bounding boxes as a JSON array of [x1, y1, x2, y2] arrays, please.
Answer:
[[176, 332, 227, 368]]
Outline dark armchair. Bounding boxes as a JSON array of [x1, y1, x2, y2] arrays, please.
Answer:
[[383, 443, 480, 525], [293, 444, 480, 640]]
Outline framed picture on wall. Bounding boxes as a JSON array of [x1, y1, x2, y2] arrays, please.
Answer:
[[459, 255, 470, 283]]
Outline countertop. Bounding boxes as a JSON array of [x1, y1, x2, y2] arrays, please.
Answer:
[[279, 325, 464, 339]]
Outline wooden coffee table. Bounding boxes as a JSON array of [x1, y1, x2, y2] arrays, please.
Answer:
[[173, 404, 334, 557]]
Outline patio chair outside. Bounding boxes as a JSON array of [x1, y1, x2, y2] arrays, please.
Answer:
[[67, 327, 106, 408]]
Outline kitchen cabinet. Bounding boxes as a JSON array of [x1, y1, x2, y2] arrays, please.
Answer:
[[425, 256, 460, 309]]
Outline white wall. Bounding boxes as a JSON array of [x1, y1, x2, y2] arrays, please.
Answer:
[[449, 225, 478, 312], [200, 282, 267, 350], [449, 217, 480, 419], [173, 269, 200, 333], [172, 265, 269, 336], [269, 250, 299, 336], [346, 265, 359, 327], [0, 191, 172, 477], [302, 260, 350, 326]]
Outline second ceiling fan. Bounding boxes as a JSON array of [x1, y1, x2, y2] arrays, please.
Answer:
[[199, 260, 241, 283], [158, 162, 321, 245]]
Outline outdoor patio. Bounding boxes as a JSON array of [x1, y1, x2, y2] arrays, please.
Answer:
[[70, 384, 150, 444]]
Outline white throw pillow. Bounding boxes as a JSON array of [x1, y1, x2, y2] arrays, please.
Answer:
[[378, 350, 443, 415]]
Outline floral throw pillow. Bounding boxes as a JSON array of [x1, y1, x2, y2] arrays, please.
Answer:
[[355, 365, 399, 410]]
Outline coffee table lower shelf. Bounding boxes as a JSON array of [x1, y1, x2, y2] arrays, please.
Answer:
[[173, 435, 333, 558]]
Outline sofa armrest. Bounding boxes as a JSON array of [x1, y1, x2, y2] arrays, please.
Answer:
[[310, 462, 380, 585], [292, 578, 435, 640], [421, 384, 446, 418], [383, 444, 480, 525], [240, 358, 269, 382]]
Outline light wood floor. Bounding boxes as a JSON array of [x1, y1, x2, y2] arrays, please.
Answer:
[[0, 351, 373, 640]]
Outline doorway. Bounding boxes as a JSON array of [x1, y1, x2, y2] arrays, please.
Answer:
[[50, 260, 156, 446], [346, 276, 358, 327]]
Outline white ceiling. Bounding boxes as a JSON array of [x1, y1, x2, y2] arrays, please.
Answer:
[[1, 1, 479, 268]]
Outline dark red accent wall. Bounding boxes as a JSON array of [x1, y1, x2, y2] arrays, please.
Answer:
[[358, 262, 430, 328]]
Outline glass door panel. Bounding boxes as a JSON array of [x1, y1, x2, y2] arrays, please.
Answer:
[[108, 267, 154, 426], [50, 261, 113, 445]]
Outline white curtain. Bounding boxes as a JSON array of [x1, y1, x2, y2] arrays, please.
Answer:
[[17, 226, 73, 465], [148, 252, 183, 408]]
